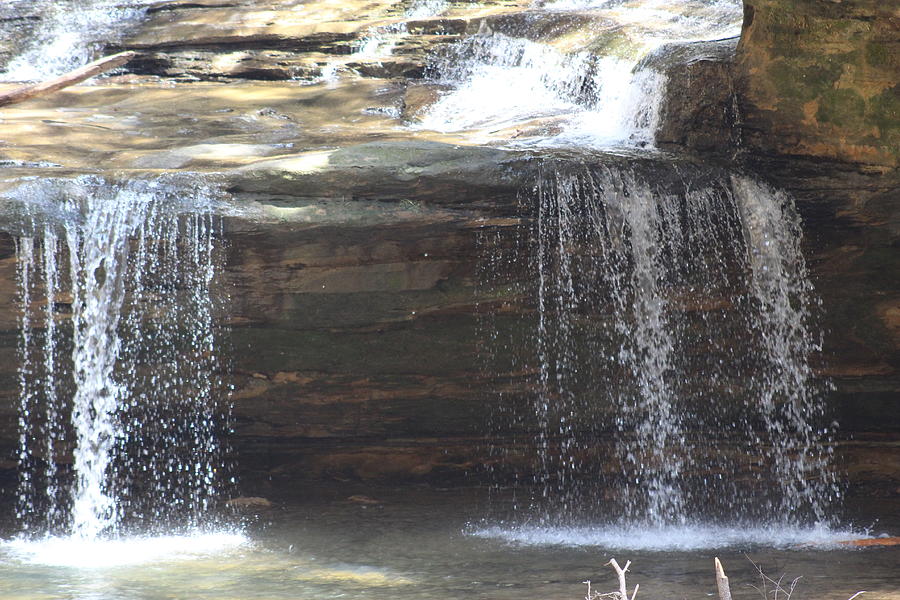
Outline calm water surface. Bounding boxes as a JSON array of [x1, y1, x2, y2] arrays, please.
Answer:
[[1, 485, 898, 600]]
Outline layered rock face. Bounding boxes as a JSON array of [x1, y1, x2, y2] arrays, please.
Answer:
[[217, 142, 529, 487], [0, 0, 897, 499]]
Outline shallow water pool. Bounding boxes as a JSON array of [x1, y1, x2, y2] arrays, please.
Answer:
[[2, 486, 898, 600]]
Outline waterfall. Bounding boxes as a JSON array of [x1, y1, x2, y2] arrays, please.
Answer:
[[0, 0, 153, 81], [732, 175, 838, 522], [485, 163, 839, 531], [417, 0, 742, 146], [11, 177, 228, 539]]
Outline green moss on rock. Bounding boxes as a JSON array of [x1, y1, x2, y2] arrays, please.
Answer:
[[816, 88, 867, 129], [868, 86, 900, 140], [865, 41, 892, 68], [738, 0, 899, 166], [770, 60, 844, 104]]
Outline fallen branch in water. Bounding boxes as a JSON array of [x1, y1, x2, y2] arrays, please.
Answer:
[[585, 559, 638, 600], [0, 51, 135, 108], [608, 558, 639, 600], [586, 558, 865, 600]]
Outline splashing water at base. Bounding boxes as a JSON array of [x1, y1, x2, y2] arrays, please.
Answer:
[[4, 531, 248, 568], [471, 522, 868, 551], [0, 487, 893, 599]]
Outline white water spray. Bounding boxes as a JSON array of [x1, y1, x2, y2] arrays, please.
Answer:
[[11, 177, 229, 540], [418, 0, 741, 146]]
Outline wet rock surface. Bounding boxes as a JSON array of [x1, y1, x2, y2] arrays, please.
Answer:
[[646, 37, 740, 155]]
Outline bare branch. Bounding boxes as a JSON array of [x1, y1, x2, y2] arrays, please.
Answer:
[[0, 51, 135, 108], [746, 555, 804, 600], [605, 558, 637, 600]]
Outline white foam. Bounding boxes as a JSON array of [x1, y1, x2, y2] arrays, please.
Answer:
[[549, 63, 667, 148], [471, 523, 870, 551], [3, 531, 249, 568], [416, 36, 662, 145], [417, 0, 742, 146], [417, 35, 590, 133]]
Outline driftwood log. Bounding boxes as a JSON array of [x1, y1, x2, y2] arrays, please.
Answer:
[[0, 51, 135, 108]]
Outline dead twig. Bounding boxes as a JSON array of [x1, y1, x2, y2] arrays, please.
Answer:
[[606, 558, 638, 600], [747, 555, 802, 600]]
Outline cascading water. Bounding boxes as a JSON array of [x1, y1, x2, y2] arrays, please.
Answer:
[[418, 0, 742, 146], [477, 161, 842, 546], [0, 0, 154, 81], [317, 0, 450, 81], [8, 176, 236, 548], [731, 176, 839, 523], [354, 0, 450, 59]]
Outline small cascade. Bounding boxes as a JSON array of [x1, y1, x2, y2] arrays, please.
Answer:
[[419, 0, 741, 146], [421, 34, 665, 144], [11, 177, 229, 540], [485, 162, 839, 531], [420, 34, 603, 132], [0, 0, 153, 81], [322, 0, 449, 81], [357, 0, 450, 57]]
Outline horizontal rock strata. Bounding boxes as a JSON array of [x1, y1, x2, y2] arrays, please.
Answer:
[[0, 0, 896, 497]]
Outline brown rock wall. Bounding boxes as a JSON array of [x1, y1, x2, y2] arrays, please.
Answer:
[[735, 0, 899, 168]]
